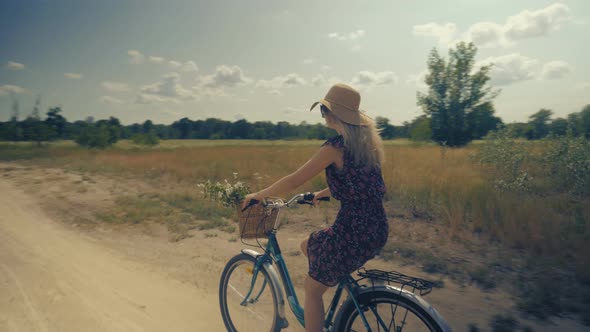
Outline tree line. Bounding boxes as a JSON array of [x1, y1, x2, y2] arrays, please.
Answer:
[[1, 42, 588, 148], [1, 103, 587, 148]]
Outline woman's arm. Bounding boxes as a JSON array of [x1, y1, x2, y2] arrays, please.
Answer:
[[242, 145, 340, 207]]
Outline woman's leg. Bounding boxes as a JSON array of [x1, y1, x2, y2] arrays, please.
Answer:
[[304, 276, 328, 332], [301, 238, 329, 331], [300, 238, 309, 256]]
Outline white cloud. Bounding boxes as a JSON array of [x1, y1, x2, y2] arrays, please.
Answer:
[[256, 73, 307, 89], [328, 29, 366, 41], [133, 52, 198, 73], [5, 61, 25, 70], [138, 72, 197, 104], [136, 94, 170, 104], [282, 73, 307, 87], [504, 3, 571, 41], [350, 71, 398, 87], [101, 81, 130, 92], [0, 85, 26, 95], [540, 60, 572, 80], [149, 56, 165, 64], [478, 53, 539, 85], [413, 23, 457, 46], [168, 60, 182, 69], [162, 109, 182, 117], [464, 22, 507, 48], [181, 61, 199, 73], [197, 65, 251, 90], [128, 50, 145, 64], [303, 59, 314, 65], [415, 3, 573, 48], [100, 96, 125, 104], [311, 74, 326, 86], [64, 73, 83, 79]]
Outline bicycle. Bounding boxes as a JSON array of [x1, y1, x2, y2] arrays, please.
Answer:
[[219, 193, 452, 332]]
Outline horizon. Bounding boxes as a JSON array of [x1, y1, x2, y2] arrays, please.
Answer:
[[1, 1, 589, 126]]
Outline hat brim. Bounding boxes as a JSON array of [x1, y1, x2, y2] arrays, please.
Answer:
[[310, 99, 371, 126]]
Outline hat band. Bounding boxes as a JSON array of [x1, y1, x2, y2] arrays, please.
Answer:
[[324, 98, 359, 112]]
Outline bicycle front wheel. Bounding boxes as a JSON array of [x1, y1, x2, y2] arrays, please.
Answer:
[[219, 253, 281, 332], [334, 290, 445, 332]]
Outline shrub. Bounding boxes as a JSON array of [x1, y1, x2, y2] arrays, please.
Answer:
[[75, 124, 115, 148], [542, 133, 590, 196], [131, 131, 160, 146], [475, 127, 531, 192]]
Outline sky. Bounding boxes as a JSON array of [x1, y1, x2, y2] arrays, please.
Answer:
[[1, 0, 588, 126]]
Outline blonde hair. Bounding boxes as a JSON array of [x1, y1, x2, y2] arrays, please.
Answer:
[[325, 110, 384, 168]]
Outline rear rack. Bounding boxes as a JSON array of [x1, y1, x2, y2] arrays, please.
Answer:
[[357, 268, 435, 296]]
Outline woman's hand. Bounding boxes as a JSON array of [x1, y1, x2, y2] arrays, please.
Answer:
[[312, 191, 329, 206], [241, 192, 261, 210]]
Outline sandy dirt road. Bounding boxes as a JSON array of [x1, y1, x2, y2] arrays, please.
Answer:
[[1, 164, 587, 332], [0, 177, 224, 332]]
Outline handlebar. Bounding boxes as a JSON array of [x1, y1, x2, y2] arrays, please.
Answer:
[[241, 192, 330, 212]]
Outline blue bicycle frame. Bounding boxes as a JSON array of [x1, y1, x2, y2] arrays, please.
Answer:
[[242, 231, 374, 330]]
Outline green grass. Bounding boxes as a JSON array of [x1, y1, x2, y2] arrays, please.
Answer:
[[94, 192, 237, 240]]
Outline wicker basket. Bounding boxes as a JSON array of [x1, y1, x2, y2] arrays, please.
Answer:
[[237, 201, 279, 239]]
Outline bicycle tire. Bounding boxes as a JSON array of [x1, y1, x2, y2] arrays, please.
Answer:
[[219, 253, 281, 332], [333, 290, 444, 332]]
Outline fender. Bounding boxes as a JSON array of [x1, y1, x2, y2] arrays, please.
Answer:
[[353, 285, 452, 332], [240, 249, 287, 325]]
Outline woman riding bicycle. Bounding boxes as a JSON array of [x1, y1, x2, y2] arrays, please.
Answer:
[[242, 83, 388, 332]]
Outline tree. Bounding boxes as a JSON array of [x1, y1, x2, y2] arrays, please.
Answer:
[[549, 118, 568, 136], [465, 102, 503, 139], [142, 119, 154, 133], [409, 116, 432, 141], [172, 117, 193, 139], [10, 93, 19, 122], [25, 96, 54, 146], [229, 119, 252, 139], [45, 107, 67, 139], [567, 105, 590, 138], [375, 116, 396, 139], [417, 42, 500, 146], [527, 109, 553, 139], [4, 95, 23, 141]]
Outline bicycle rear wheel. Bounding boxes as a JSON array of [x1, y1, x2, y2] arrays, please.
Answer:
[[219, 253, 281, 332], [334, 290, 444, 332]]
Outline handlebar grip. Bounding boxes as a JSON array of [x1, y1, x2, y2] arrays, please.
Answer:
[[303, 192, 331, 202], [241, 198, 259, 212], [303, 192, 315, 201], [297, 195, 331, 205]]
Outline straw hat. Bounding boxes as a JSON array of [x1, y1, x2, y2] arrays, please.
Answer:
[[310, 83, 371, 126]]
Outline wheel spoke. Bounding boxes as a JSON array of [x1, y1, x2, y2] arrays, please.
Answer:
[[220, 255, 279, 332], [338, 292, 441, 332]]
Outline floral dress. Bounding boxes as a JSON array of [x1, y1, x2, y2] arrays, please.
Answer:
[[307, 135, 389, 286]]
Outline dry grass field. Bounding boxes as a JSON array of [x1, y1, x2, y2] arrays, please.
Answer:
[[1, 138, 589, 327]]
